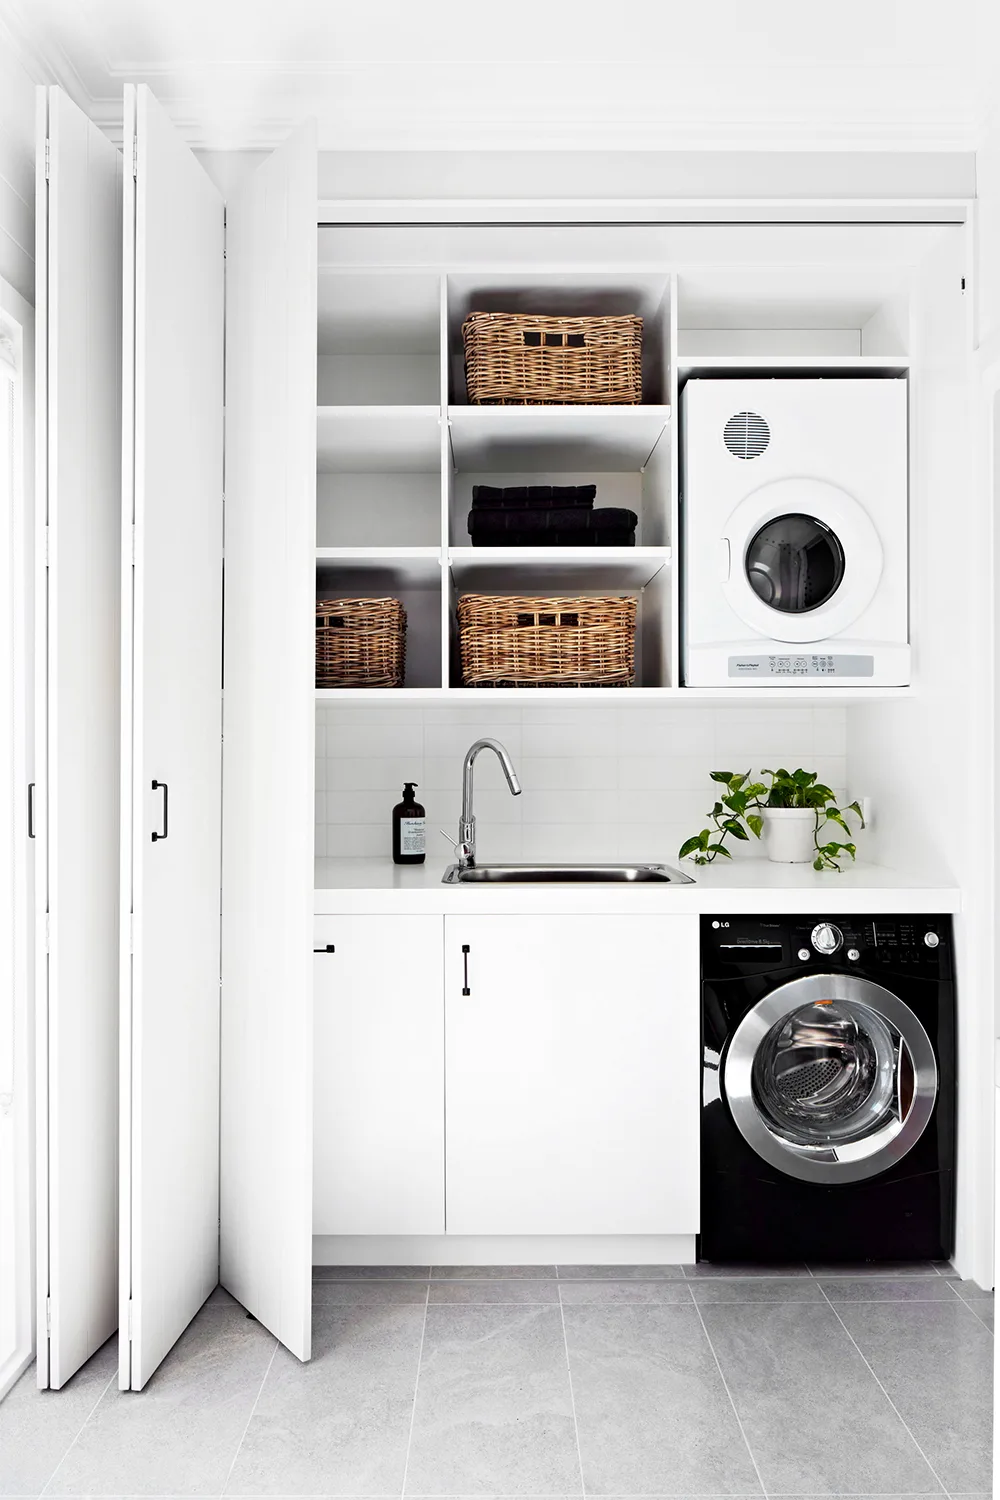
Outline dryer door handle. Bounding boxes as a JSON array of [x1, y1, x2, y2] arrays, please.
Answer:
[[720, 537, 732, 581]]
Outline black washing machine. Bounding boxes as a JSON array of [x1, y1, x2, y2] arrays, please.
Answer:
[[700, 914, 955, 1263]]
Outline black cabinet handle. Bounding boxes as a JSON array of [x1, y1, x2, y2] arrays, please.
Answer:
[[27, 782, 34, 838], [313, 944, 336, 953], [462, 943, 471, 996], [151, 780, 168, 842]]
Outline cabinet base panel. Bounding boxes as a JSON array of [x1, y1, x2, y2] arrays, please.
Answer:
[[313, 1233, 697, 1266]]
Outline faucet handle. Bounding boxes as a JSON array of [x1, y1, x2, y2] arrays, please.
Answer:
[[440, 828, 473, 863]]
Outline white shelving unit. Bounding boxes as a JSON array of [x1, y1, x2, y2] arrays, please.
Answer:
[[312, 239, 918, 700]]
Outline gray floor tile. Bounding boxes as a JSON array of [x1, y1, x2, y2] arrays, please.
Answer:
[[204, 1285, 244, 1310], [556, 1264, 686, 1280], [312, 1264, 430, 1281], [932, 1261, 962, 1277], [429, 1265, 556, 1279], [46, 1307, 276, 1497], [950, 1278, 994, 1301], [0, 1340, 117, 1496], [427, 1279, 560, 1305], [224, 1302, 424, 1496], [684, 1262, 810, 1278], [404, 1305, 580, 1496], [818, 1277, 961, 1302], [702, 1302, 942, 1496], [688, 1277, 823, 1304], [563, 1303, 762, 1496], [312, 1281, 429, 1306], [807, 1261, 942, 1277], [558, 1280, 692, 1305], [836, 1298, 994, 1493], [969, 1304, 995, 1333]]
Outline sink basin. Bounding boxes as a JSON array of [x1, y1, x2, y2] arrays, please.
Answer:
[[442, 862, 694, 885]]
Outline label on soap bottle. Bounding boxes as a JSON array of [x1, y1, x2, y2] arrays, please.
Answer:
[[399, 817, 425, 856]]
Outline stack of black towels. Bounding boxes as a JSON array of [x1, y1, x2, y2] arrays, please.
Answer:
[[468, 484, 638, 547]]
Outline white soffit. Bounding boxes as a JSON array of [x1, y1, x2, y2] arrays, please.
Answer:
[[0, 0, 989, 154]]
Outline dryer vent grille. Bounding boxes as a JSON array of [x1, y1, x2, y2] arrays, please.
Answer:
[[724, 410, 770, 460]]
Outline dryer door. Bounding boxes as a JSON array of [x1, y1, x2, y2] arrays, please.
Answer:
[[723, 974, 937, 1184], [722, 477, 885, 644]]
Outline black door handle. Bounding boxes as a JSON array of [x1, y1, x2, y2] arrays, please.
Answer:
[[27, 782, 34, 838], [462, 944, 471, 996], [313, 944, 336, 953], [152, 780, 169, 841]]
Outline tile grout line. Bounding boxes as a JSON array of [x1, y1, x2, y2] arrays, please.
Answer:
[[815, 1280, 953, 1500], [37, 1361, 120, 1498], [690, 1296, 769, 1500], [555, 1287, 589, 1498], [398, 1283, 430, 1500], [219, 1331, 279, 1498]]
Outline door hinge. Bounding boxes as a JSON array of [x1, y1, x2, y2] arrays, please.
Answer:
[[129, 913, 134, 954], [43, 524, 50, 567], [44, 913, 50, 953], [127, 1298, 133, 1338], [131, 523, 136, 566], [132, 138, 138, 180], [45, 1296, 51, 1333], [43, 139, 50, 181]]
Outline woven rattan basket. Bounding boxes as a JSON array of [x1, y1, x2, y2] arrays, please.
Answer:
[[458, 594, 636, 687], [316, 597, 406, 688], [462, 312, 643, 405]]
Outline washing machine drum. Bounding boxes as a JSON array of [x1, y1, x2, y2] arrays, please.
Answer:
[[724, 974, 938, 1184]]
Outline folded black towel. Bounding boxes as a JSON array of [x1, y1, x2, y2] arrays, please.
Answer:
[[471, 483, 596, 511], [468, 506, 638, 547]]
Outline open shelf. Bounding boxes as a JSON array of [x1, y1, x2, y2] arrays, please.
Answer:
[[446, 271, 672, 406], [447, 405, 670, 473], [317, 406, 442, 473], [448, 547, 669, 593], [316, 554, 443, 690], [677, 354, 909, 378], [317, 270, 441, 405]]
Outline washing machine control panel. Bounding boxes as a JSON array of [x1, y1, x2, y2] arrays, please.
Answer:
[[703, 915, 950, 977]]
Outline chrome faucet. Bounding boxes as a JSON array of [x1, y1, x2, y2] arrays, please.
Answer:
[[453, 738, 521, 868]]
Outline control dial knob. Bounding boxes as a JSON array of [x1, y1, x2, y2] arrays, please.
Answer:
[[924, 930, 940, 949], [811, 922, 843, 955]]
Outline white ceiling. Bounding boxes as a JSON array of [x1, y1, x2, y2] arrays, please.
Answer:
[[3, 0, 996, 152]]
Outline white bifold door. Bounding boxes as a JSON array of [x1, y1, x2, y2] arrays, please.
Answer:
[[119, 84, 316, 1389], [35, 86, 122, 1391]]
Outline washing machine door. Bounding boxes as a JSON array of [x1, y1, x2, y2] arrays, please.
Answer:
[[723, 973, 937, 1185], [722, 476, 885, 645]]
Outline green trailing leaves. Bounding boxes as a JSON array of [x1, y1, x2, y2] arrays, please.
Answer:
[[679, 764, 865, 871]]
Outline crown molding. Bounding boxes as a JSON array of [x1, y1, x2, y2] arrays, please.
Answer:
[[0, 0, 97, 105]]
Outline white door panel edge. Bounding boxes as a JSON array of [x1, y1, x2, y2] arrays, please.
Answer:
[[36, 86, 122, 1391], [220, 121, 317, 1362], [119, 84, 224, 1391]]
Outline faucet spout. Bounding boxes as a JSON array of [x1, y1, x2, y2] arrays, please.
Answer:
[[458, 737, 522, 868]]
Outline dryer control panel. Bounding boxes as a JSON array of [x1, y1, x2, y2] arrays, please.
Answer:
[[702, 915, 951, 980]]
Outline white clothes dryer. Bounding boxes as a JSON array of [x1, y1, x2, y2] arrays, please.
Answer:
[[680, 378, 909, 687]]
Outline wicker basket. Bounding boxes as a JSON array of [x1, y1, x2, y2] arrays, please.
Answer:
[[316, 597, 406, 688], [458, 594, 636, 688], [462, 312, 643, 405]]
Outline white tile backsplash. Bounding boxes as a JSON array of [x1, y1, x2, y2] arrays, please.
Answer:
[[316, 703, 851, 865]]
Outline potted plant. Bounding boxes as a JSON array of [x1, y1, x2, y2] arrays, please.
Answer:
[[679, 768, 865, 871]]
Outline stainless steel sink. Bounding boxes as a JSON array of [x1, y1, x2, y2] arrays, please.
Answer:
[[442, 862, 694, 885]]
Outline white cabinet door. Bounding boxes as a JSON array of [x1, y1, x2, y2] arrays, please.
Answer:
[[314, 917, 444, 1237], [445, 915, 700, 1236], [119, 85, 225, 1391], [35, 86, 122, 1390], [220, 123, 317, 1362]]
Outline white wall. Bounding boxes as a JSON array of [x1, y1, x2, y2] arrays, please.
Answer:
[[316, 702, 849, 865], [0, 22, 39, 305]]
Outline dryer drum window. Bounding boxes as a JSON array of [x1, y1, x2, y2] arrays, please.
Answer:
[[745, 512, 845, 614], [752, 998, 906, 1150]]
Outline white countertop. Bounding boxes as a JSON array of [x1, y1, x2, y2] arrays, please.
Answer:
[[314, 857, 960, 916]]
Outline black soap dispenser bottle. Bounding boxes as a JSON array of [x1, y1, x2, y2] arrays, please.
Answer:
[[392, 782, 426, 865]]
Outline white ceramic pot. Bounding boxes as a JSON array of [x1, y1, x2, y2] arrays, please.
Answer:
[[760, 807, 816, 864]]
